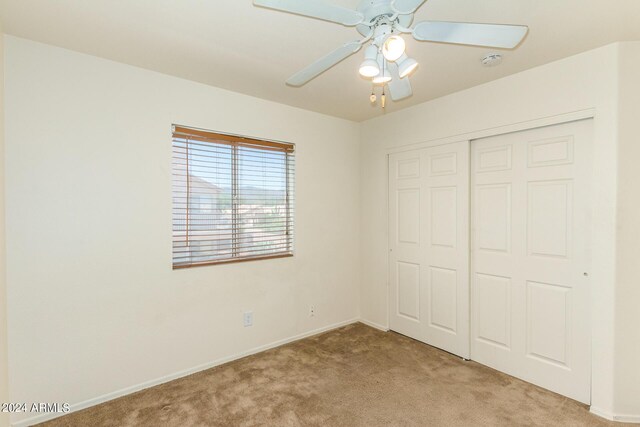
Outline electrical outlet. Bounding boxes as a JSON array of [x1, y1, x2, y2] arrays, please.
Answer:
[[309, 305, 316, 317], [243, 311, 253, 327]]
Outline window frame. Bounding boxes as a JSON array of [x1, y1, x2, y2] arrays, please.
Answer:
[[172, 125, 295, 269]]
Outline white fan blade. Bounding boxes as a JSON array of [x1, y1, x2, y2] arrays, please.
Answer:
[[391, 0, 427, 14], [287, 41, 362, 87], [254, 0, 364, 26], [413, 21, 528, 48], [387, 62, 413, 101]]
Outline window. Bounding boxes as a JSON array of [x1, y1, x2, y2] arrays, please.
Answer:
[[172, 125, 295, 268]]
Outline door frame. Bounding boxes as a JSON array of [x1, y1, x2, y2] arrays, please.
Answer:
[[386, 109, 596, 399]]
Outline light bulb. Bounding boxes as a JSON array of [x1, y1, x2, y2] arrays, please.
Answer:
[[370, 93, 377, 103], [359, 45, 380, 78], [382, 35, 406, 62], [372, 57, 391, 84], [373, 71, 391, 84], [397, 54, 419, 78], [359, 60, 380, 78]]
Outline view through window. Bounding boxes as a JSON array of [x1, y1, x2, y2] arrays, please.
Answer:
[[172, 126, 295, 268]]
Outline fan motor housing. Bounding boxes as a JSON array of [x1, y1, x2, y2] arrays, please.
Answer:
[[356, 0, 414, 36]]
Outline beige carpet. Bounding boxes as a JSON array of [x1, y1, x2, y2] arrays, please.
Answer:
[[39, 323, 625, 427]]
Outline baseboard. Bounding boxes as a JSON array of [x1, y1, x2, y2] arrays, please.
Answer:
[[590, 406, 640, 423], [358, 318, 389, 332], [12, 318, 360, 427]]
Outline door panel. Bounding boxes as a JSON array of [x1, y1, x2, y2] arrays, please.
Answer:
[[430, 187, 457, 247], [389, 141, 470, 358], [476, 183, 511, 253], [397, 261, 421, 321], [471, 120, 592, 404], [475, 273, 511, 349], [397, 189, 420, 244]]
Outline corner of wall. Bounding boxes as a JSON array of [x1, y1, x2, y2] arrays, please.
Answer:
[[355, 124, 365, 322], [0, 29, 11, 427], [612, 40, 640, 419], [356, 118, 389, 329]]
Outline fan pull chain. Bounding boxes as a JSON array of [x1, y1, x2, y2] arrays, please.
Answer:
[[381, 59, 387, 108]]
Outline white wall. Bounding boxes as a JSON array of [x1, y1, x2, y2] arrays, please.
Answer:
[[359, 44, 622, 416], [0, 27, 10, 427], [4, 36, 361, 425], [4, 33, 640, 425], [614, 41, 640, 419]]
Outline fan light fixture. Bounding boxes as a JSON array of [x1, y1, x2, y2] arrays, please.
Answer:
[[253, 0, 529, 105], [382, 35, 406, 62], [397, 54, 419, 78], [359, 45, 380, 78]]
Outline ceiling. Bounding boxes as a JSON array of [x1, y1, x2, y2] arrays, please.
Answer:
[[2, 0, 640, 122]]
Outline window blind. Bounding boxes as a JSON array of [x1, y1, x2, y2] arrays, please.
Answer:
[[172, 125, 295, 268]]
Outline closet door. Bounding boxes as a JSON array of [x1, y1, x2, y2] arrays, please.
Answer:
[[389, 141, 470, 358], [471, 120, 592, 403]]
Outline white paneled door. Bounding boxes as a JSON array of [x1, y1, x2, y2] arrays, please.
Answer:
[[389, 141, 470, 359], [471, 120, 592, 404]]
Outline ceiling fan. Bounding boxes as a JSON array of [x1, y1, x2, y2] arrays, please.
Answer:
[[253, 0, 528, 103]]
